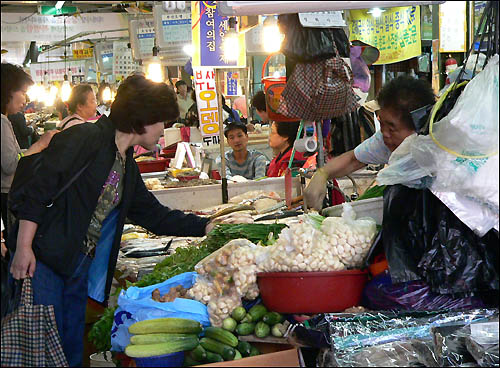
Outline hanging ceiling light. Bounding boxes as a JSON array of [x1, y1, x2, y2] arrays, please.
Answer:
[[146, 45, 164, 83], [368, 8, 385, 17], [263, 16, 284, 53], [222, 17, 239, 62], [183, 44, 194, 57], [27, 83, 44, 102], [61, 75, 72, 102], [102, 86, 112, 103]]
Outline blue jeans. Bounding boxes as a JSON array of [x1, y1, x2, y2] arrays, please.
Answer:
[[9, 252, 92, 367]]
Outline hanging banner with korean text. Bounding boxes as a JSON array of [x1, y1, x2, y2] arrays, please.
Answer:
[[193, 66, 221, 147], [349, 6, 421, 65], [191, 1, 246, 68], [225, 71, 239, 96]]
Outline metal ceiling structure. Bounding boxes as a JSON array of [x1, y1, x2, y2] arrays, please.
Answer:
[[0, 1, 154, 14]]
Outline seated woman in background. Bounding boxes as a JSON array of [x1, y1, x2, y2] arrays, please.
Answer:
[[266, 121, 305, 177], [57, 84, 98, 130]]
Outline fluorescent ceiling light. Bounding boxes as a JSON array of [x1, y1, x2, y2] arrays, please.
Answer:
[[55, 1, 65, 9]]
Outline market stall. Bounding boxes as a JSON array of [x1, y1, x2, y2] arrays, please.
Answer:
[[2, 1, 499, 368]]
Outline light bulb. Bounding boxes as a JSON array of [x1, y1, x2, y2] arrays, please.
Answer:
[[183, 44, 194, 57], [27, 84, 42, 102], [61, 80, 72, 102], [263, 16, 283, 53], [102, 86, 112, 102], [146, 57, 164, 83], [222, 30, 239, 62], [43, 87, 56, 106], [49, 85, 58, 98], [371, 8, 383, 17]]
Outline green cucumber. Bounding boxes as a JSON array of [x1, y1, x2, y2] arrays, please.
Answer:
[[204, 326, 238, 347], [189, 344, 207, 362], [222, 317, 237, 332], [234, 350, 242, 360], [231, 307, 247, 322], [262, 312, 284, 325], [125, 336, 199, 358], [248, 305, 267, 322], [237, 340, 252, 357], [128, 318, 202, 335], [184, 355, 203, 366], [199, 337, 236, 361], [250, 345, 260, 356], [130, 333, 196, 345], [205, 351, 224, 363], [235, 323, 255, 336], [255, 321, 270, 338]]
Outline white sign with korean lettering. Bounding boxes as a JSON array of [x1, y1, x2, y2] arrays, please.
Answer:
[[193, 67, 221, 148]]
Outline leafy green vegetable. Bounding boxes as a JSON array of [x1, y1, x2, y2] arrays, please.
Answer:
[[88, 223, 287, 352], [355, 185, 386, 201]]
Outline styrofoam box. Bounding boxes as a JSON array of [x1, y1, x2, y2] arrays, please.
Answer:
[[321, 197, 384, 225]]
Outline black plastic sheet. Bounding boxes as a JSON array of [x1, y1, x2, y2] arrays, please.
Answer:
[[381, 185, 499, 296]]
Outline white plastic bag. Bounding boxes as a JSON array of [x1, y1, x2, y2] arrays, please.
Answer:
[[376, 134, 433, 188], [430, 54, 499, 158]]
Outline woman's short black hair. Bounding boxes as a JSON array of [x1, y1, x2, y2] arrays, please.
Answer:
[[67, 84, 93, 114], [109, 75, 179, 134], [274, 121, 301, 147], [1, 63, 33, 115], [377, 76, 435, 129], [251, 90, 266, 112]]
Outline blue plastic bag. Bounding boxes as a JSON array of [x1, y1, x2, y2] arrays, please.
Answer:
[[110, 272, 210, 352], [88, 208, 120, 303]]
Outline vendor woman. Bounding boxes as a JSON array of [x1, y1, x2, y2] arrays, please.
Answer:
[[217, 122, 267, 180], [267, 121, 305, 177], [304, 75, 436, 209]]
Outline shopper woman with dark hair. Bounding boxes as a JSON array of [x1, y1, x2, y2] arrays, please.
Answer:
[[9, 74, 217, 366], [266, 121, 306, 177], [57, 84, 97, 130], [1, 63, 57, 242]]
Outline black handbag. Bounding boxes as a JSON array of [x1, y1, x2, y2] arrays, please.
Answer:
[[278, 13, 350, 63]]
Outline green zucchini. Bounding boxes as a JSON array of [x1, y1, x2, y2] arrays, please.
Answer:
[[262, 312, 284, 326], [204, 327, 238, 347], [130, 333, 196, 345], [248, 305, 267, 322], [199, 337, 236, 361], [235, 323, 255, 336], [255, 321, 270, 338], [237, 340, 252, 357], [205, 351, 224, 363], [125, 336, 199, 358], [234, 350, 242, 360], [128, 318, 202, 335], [189, 344, 207, 362]]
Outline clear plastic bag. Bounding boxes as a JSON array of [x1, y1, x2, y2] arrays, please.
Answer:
[[321, 203, 377, 268], [311, 309, 498, 367], [376, 133, 433, 189]]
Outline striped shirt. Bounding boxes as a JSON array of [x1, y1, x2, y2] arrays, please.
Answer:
[[217, 149, 268, 180]]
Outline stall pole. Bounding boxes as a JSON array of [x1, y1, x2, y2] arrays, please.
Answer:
[[215, 68, 229, 203], [316, 121, 324, 168]]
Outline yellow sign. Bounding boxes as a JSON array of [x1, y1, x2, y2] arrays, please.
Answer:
[[72, 48, 94, 59], [349, 6, 421, 65]]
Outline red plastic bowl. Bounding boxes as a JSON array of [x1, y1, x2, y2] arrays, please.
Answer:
[[137, 159, 170, 173], [257, 270, 368, 314]]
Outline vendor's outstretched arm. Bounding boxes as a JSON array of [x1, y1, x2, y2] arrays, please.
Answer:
[[304, 150, 366, 210]]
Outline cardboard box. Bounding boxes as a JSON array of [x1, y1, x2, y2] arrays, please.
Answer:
[[198, 348, 300, 367]]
